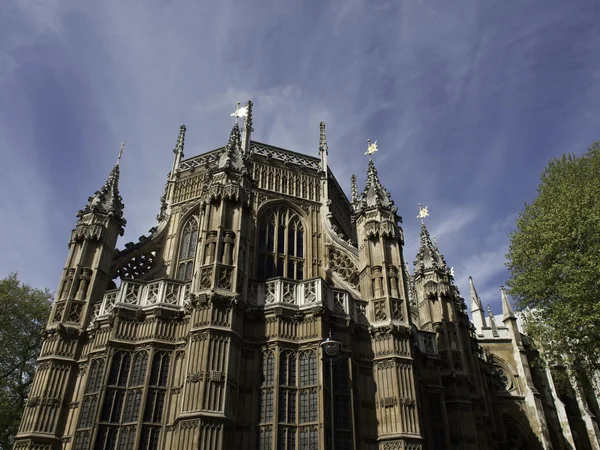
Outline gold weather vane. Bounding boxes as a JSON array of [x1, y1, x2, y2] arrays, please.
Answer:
[[365, 139, 378, 156], [117, 143, 124, 165], [417, 204, 429, 224], [230, 102, 248, 124]]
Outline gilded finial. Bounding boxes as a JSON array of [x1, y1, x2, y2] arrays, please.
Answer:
[[117, 143, 124, 165], [231, 101, 248, 125], [417, 204, 429, 224], [365, 139, 378, 157]]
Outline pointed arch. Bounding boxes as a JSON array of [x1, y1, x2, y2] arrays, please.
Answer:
[[492, 355, 519, 394], [256, 202, 306, 281], [176, 214, 199, 281]]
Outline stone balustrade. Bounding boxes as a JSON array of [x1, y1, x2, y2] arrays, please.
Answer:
[[99, 280, 191, 316], [98, 277, 358, 321]]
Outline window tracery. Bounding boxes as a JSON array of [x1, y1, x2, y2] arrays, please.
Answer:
[[141, 351, 171, 447], [260, 350, 275, 425], [299, 350, 318, 424], [177, 216, 199, 281], [257, 207, 304, 280]]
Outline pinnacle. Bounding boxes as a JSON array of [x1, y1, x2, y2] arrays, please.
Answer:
[[218, 122, 248, 174], [355, 157, 396, 215], [413, 221, 447, 275], [469, 276, 484, 312], [78, 161, 126, 233], [501, 286, 516, 320], [319, 121, 328, 154], [174, 124, 186, 156]]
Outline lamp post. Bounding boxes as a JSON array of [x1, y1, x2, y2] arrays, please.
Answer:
[[320, 331, 342, 450]]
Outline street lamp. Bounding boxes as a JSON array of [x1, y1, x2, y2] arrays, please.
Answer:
[[320, 331, 342, 450]]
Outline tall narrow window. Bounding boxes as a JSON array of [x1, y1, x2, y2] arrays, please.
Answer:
[[299, 350, 318, 424], [177, 216, 199, 281], [333, 358, 352, 446], [75, 359, 105, 448], [141, 351, 171, 447], [279, 350, 297, 426], [260, 350, 275, 425], [257, 206, 305, 280], [95, 351, 131, 450], [119, 350, 147, 448]]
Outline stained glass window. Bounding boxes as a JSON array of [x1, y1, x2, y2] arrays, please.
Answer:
[[123, 389, 142, 423], [86, 359, 105, 394], [177, 216, 199, 281], [117, 425, 136, 450], [277, 426, 296, 450], [144, 389, 166, 423], [95, 425, 118, 450], [139, 426, 161, 450], [262, 351, 275, 386], [299, 351, 317, 387], [129, 352, 148, 387], [150, 351, 171, 387], [257, 207, 305, 280], [259, 425, 273, 450], [78, 395, 98, 428], [108, 352, 131, 387], [280, 351, 296, 386]]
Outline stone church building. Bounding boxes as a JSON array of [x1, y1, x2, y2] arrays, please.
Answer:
[[14, 102, 600, 449]]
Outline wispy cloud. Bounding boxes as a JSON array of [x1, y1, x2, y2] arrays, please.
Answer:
[[1, 0, 600, 309]]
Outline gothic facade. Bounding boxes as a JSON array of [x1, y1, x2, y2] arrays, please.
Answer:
[[14, 102, 600, 449]]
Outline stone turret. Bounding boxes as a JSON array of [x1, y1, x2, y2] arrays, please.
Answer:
[[354, 156, 407, 325], [353, 152, 422, 448], [15, 149, 127, 449]]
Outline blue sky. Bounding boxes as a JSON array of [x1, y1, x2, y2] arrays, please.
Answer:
[[2, 0, 600, 315]]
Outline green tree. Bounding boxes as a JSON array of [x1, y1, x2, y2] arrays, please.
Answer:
[[0, 273, 52, 449], [506, 142, 600, 378]]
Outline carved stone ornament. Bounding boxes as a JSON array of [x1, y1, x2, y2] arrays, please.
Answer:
[[373, 300, 387, 321]]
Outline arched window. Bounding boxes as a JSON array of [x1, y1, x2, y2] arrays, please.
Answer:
[[177, 216, 199, 281], [86, 359, 105, 394], [150, 351, 171, 387], [129, 352, 148, 387], [257, 206, 304, 280], [260, 350, 275, 425], [108, 351, 131, 387], [279, 351, 297, 428], [299, 350, 318, 424]]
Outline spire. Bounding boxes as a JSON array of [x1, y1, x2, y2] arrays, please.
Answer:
[[117, 143, 124, 165], [355, 158, 397, 215], [469, 276, 487, 332], [413, 206, 447, 276], [319, 121, 328, 172], [170, 125, 186, 180], [176, 124, 186, 156], [218, 122, 248, 174], [78, 147, 126, 234], [351, 174, 358, 204], [488, 305, 499, 337], [241, 100, 253, 153], [501, 286, 516, 320], [319, 121, 328, 155]]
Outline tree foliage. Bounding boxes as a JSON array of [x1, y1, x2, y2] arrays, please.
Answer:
[[0, 273, 52, 449], [506, 142, 600, 378]]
